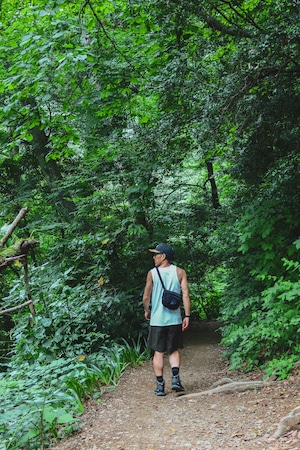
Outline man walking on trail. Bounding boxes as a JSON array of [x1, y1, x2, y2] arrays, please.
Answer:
[[143, 243, 191, 396]]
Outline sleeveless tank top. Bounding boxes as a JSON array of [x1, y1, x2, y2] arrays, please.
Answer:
[[150, 264, 182, 326]]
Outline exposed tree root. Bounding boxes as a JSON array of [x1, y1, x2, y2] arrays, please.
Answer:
[[271, 406, 300, 439], [178, 378, 276, 399], [179, 377, 300, 441]]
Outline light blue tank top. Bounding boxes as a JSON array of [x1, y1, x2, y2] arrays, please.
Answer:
[[150, 264, 182, 326]]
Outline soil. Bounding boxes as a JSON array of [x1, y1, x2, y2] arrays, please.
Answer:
[[51, 322, 300, 450]]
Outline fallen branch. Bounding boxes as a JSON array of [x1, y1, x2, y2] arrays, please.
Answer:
[[0, 254, 26, 269], [0, 239, 39, 272], [178, 380, 276, 399], [0, 300, 33, 315], [0, 207, 37, 324], [0, 208, 28, 248]]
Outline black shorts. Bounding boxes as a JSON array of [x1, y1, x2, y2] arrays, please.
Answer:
[[147, 324, 183, 354]]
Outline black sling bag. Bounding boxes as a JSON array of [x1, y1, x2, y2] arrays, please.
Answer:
[[155, 266, 182, 310]]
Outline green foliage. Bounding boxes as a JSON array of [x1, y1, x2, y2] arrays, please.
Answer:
[[265, 354, 300, 381], [0, 339, 149, 450], [222, 244, 300, 372], [0, 1, 300, 446], [0, 361, 80, 450], [3, 263, 146, 363], [189, 267, 226, 320]]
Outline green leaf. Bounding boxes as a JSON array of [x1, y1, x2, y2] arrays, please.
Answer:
[[57, 412, 76, 424], [43, 407, 58, 424]]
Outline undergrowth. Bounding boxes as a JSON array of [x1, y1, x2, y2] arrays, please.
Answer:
[[0, 339, 150, 450]]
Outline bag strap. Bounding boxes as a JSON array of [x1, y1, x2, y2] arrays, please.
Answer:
[[155, 266, 166, 290]]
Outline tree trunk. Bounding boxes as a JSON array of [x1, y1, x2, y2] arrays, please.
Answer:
[[205, 159, 221, 209], [25, 97, 76, 219]]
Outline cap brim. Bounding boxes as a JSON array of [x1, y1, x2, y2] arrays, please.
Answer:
[[149, 248, 160, 253]]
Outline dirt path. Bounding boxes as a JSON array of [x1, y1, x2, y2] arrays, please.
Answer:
[[51, 322, 300, 450]]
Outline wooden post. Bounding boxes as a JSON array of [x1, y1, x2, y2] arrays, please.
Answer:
[[23, 257, 36, 326]]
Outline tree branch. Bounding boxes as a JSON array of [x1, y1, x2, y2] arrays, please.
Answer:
[[84, 0, 143, 77], [218, 0, 262, 30], [0, 208, 28, 249], [203, 14, 253, 38]]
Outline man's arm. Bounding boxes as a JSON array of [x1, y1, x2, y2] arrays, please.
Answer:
[[143, 270, 153, 321], [177, 267, 191, 331]]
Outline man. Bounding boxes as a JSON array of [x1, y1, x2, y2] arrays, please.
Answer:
[[143, 243, 191, 396]]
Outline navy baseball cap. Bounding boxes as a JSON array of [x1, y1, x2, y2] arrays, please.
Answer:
[[149, 243, 174, 260]]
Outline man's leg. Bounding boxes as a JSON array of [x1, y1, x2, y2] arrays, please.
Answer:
[[153, 351, 164, 376], [153, 351, 166, 396], [169, 349, 180, 369], [169, 349, 185, 392]]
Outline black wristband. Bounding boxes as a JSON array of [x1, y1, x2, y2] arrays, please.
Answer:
[[185, 315, 191, 318]]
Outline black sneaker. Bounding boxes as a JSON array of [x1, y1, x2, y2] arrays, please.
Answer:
[[154, 380, 166, 396], [172, 375, 185, 392]]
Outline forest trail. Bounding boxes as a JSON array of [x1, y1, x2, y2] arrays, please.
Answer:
[[51, 322, 300, 450]]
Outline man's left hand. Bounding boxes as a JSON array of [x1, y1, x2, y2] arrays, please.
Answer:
[[182, 317, 190, 331]]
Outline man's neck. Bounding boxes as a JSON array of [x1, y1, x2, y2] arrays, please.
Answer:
[[157, 261, 171, 268]]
